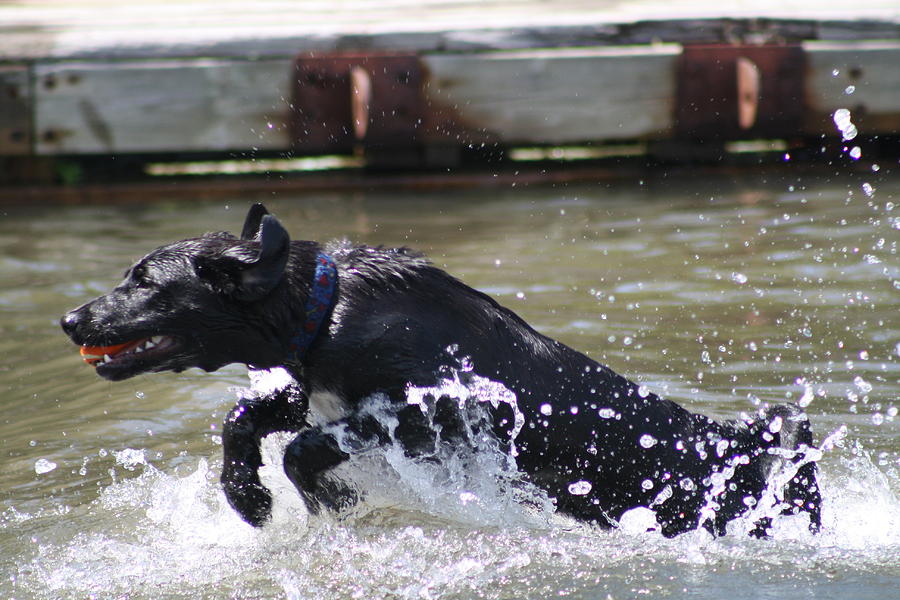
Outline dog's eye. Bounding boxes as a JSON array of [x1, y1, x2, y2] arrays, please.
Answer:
[[128, 264, 154, 288]]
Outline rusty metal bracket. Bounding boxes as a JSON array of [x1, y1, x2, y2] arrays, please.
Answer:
[[676, 44, 806, 140], [291, 53, 425, 162]]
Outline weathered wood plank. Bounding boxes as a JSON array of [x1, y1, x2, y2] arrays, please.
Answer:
[[424, 46, 680, 145], [34, 60, 293, 154], [30, 41, 900, 156], [805, 41, 900, 135], [0, 66, 31, 155]]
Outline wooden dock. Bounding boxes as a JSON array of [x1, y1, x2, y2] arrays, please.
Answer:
[[1, 1, 898, 193]]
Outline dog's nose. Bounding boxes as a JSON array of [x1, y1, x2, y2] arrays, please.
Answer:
[[60, 310, 82, 340]]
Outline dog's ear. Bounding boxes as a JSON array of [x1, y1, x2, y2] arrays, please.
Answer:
[[197, 210, 290, 301], [241, 203, 269, 240], [232, 214, 291, 301]]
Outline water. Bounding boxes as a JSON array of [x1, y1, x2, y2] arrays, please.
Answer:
[[1, 171, 898, 599]]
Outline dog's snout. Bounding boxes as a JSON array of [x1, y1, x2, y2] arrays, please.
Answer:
[[60, 309, 84, 341]]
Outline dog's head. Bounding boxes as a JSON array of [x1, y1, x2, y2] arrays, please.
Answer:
[[61, 204, 299, 381]]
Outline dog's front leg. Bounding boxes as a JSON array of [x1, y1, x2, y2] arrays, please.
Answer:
[[221, 383, 309, 526], [283, 412, 391, 514]]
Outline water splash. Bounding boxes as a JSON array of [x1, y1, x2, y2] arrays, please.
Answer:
[[326, 372, 549, 528], [8, 369, 899, 599], [406, 355, 525, 457], [9, 420, 899, 600]]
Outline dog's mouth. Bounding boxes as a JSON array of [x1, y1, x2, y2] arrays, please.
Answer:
[[80, 336, 180, 378]]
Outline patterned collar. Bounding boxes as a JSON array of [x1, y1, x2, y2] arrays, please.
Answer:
[[286, 253, 337, 362]]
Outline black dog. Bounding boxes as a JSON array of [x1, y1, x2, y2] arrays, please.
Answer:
[[61, 204, 821, 536]]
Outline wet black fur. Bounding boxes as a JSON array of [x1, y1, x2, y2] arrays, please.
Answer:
[[61, 204, 821, 536]]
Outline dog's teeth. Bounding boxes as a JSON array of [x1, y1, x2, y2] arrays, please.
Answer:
[[145, 339, 156, 349], [103, 354, 112, 363], [134, 345, 144, 353], [150, 336, 163, 345]]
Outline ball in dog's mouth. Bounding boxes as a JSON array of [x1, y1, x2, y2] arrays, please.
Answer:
[[80, 336, 174, 367]]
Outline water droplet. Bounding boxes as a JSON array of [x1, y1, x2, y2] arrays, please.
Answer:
[[679, 477, 695, 491], [135, 391, 145, 399], [862, 182, 875, 197], [872, 413, 884, 426], [114, 448, 147, 471], [831, 68, 840, 77], [568, 480, 592, 495], [833, 108, 858, 140], [598, 407, 616, 419], [459, 491, 477, 505], [833, 107, 851, 128], [641, 479, 654, 490], [849, 146, 862, 160], [515, 291, 525, 300], [715, 439, 729, 458], [651, 485, 673, 506], [799, 384, 814, 408], [623, 336, 633, 346], [731, 272, 748, 285], [639, 434, 658, 449], [854, 376, 873, 393], [34, 458, 57, 475], [844, 85, 856, 95], [769, 416, 783, 434], [540, 403, 553, 416], [859, 350, 869, 360], [637, 385, 650, 398]]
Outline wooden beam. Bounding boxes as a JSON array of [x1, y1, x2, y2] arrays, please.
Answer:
[[424, 46, 679, 145], [33, 59, 293, 154], [805, 41, 900, 136], [25, 41, 900, 157]]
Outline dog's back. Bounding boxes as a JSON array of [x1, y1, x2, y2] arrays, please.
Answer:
[[310, 241, 821, 536]]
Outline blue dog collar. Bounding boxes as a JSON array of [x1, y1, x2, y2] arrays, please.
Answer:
[[287, 253, 337, 362]]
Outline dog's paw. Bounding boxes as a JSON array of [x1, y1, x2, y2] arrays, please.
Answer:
[[221, 469, 273, 527], [300, 476, 359, 515]]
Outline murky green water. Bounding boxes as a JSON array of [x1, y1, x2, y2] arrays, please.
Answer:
[[1, 170, 898, 599]]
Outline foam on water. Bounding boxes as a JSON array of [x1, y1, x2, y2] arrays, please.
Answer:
[[8, 369, 899, 599]]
